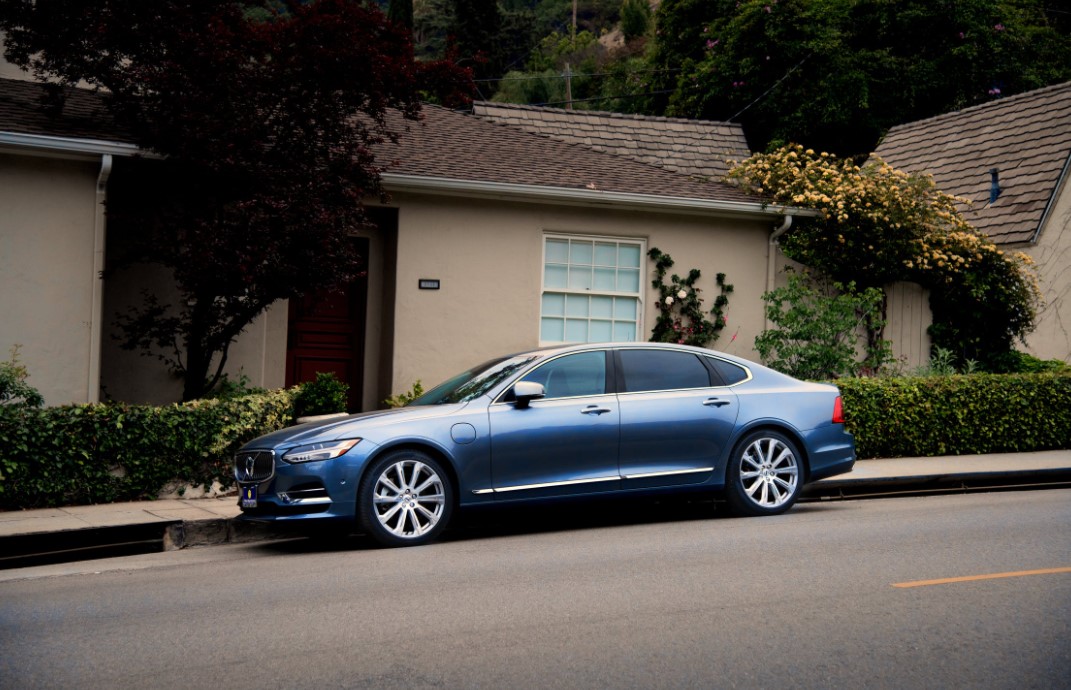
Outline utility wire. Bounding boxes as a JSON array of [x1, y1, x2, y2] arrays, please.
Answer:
[[474, 68, 682, 84], [531, 89, 675, 108]]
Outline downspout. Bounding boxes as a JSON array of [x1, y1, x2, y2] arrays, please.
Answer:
[[88, 154, 113, 403], [765, 214, 792, 330]]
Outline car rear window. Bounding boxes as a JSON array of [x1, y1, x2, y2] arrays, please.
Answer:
[[707, 357, 750, 385]]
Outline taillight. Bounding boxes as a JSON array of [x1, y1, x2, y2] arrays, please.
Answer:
[[832, 396, 845, 424]]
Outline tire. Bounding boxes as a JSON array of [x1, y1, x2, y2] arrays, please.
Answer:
[[725, 430, 803, 517], [358, 449, 454, 547]]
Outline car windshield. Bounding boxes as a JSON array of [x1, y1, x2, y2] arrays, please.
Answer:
[[408, 354, 539, 405]]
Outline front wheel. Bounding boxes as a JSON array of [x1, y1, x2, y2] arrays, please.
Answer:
[[358, 450, 454, 547], [725, 431, 802, 517]]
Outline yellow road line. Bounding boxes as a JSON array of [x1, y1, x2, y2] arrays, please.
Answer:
[[893, 566, 1071, 588]]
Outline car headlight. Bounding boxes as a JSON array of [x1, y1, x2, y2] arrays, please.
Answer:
[[282, 439, 361, 463]]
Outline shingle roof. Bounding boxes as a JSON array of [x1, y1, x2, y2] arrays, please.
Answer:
[[0, 76, 131, 143], [875, 81, 1071, 245], [380, 105, 759, 204], [472, 101, 751, 180], [0, 77, 760, 207]]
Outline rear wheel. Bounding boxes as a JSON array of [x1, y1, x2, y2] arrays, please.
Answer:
[[725, 431, 802, 516], [358, 450, 453, 547]]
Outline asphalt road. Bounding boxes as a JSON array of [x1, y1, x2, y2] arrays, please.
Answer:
[[1, 490, 1069, 689]]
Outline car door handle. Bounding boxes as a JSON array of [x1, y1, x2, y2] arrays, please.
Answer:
[[581, 406, 612, 415], [703, 398, 731, 407]]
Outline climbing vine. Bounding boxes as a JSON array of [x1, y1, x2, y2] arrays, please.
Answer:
[[648, 247, 733, 347], [727, 144, 1040, 369]]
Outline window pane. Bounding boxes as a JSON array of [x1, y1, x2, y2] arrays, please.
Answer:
[[542, 293, 565, 317], [565, 319, 588, 342], [593, 268, 616, 290], [709, 357, 749, 385], [565, 294, 589, 317], [618, 268, 640, 292], [613, 321, 636, 341], [589, 320, 613, 341], [620, 350, 712, 393], [591, 296, 613, 318], [594, 242, 618, 266], [544, 264, 567, 289], [570, 240, 593, 265], [521, 351, 606, 399], [545, 239, 569, 264], [619, 244, 641, 268], [568, 266, 592, 290], [614, 297, 637, 320], [541, 317, 564, 342]]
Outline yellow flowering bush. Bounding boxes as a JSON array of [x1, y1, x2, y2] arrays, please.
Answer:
[[728, 145, 1040, 369]]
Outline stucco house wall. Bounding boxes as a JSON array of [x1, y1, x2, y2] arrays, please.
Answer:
[[388, 194, 773, 395], [0, 152, 101, 405], [1022, 174, 1071, 361]]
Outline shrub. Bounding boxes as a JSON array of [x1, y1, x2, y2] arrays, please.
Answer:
[[0, 345, 44, 408], [756, 274, 892, 380], [383, 380, 424, 408], [837, 372, 1071, 459], [293, 372, 349, 417], [0, 388, 298, 509]]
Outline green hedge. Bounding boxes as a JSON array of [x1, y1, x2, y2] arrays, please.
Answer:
[[0, 389, 298, 510], [838, 373, 1071, 459]]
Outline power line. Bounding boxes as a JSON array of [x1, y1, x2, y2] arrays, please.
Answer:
[[530, 89, 675, 108], [474, 68, 682, 84]]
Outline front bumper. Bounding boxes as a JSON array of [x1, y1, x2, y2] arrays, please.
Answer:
[[235, 443, 373, 523]]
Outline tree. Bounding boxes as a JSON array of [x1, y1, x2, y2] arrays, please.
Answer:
[[729, 145, 1040, 369], [388, 0, 414, 29], [0, 0, 472, 401], [620, 0, 651, 42], [659, 0, 1071, 156]]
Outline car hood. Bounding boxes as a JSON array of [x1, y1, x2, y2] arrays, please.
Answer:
[[243, 402, 472, 450]]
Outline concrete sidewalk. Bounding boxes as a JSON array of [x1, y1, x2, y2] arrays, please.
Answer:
[[2, 450, 1069, 568]]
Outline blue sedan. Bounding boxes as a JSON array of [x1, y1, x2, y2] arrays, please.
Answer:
[[235, 343, 855, 547]]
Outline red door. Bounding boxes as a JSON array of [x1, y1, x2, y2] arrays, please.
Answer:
[[285, 238, 369, 412]]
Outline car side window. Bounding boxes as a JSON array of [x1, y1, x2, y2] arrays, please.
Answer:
[[619, 349, 712, 393], [707, 357, 749, 385], [520, 351, 607, 400]]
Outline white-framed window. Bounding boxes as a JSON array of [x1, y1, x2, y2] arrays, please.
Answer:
[[540, 234, 645, 344]]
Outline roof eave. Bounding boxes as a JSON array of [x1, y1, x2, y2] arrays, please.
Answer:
[[0, 131, 142, 160], [1031, 150, 1071, 245], [381, 173, 817, 220]]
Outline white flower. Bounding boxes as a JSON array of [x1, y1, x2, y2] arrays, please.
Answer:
[[677, 289, 688, 299], [664, 296, 674, 306]]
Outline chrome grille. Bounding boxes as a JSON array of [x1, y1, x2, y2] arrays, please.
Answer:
[[234, 450, 275, 483]]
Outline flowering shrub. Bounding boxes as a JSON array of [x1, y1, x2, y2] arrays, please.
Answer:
[[728, 145, 1040, 368], [648, 248, 733, 347]]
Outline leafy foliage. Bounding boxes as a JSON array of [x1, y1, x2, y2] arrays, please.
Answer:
[[729, 145, 1040, 369], [383, 380, 426, 408], [648, 248, 733, 347], [838, 373, 1071, 459], [620, 0, 651, 42], [294, 372, 350, 417], [756, 274, 891, 380], [0, 0, 472, 402], [0, 345, 44, 408], [0, 389, 298, 509], [660, 0, 1071, 156]]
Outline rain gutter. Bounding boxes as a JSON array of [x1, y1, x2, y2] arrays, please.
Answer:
[[381, 173, 814, 220]]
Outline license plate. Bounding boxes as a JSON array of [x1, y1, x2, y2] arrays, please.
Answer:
[[240, 485, 258, 508]]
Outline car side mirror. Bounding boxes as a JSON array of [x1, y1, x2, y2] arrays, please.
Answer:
[[512, 381, 545, 409]]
